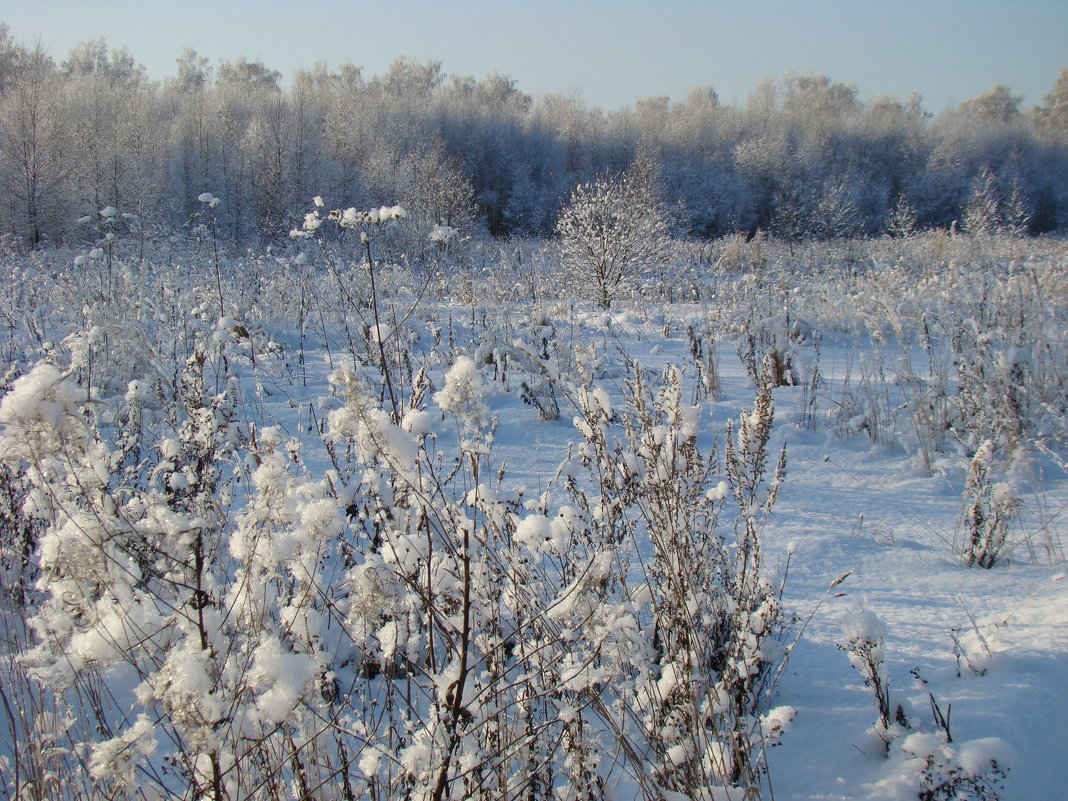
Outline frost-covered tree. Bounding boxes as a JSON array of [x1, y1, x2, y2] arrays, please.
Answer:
[[61, 38, 144, 86], [401, 143, 480, 242], [811, 179, 863, 239], [0, 23, 25, 98], [780, 72, 860, 129], [205, 81, 258, 244], [0, 28, 1066, 243], [216, 56, 281, 92], [958, 84, 1023, 124], [555, 151, 673, 309], [242, 91, 323, 241], [0, 44, 72, 246], [1034, 68, 1068, 143], [113, 83, 169, 255], [885, 191, 919, 238], [963, 167, 1003, 236], [171, 47, 212, 93], [439, 72, 532, 235], [768, 180, 807, 242], [1001, 178, 1032, 236], [65, 62, 142, 215]]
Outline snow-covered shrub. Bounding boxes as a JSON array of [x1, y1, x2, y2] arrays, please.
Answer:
[[948, 258, 1067, 464], [292, 197, 411, 420], [326, 352, 664, 799], [686, 323, 723, 403], [903, 733, 1010, 801], [0, 350, 239, 797], [321, 358, 560, 800], [314, 348, 793, 800], [839, 610, 908, 751], [509, 321, 573, 421], [518, 365, 561, 420], [4, 203, 1064, 801], [554, 152, 674, 310], [560, 361, 791, 798], [0, 342, 345, 800], [714, 230, 769, 273], [903, 670, 1012, 801], [737, 322, 799, 390], [956, 441, 1020, 568]]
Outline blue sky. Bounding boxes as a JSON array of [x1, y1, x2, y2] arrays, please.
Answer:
[[3, 0, 1066, 113]]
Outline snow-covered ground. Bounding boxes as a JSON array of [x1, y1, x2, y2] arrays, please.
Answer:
[[1, 245, 1065, 800], [760, 389, 1068, 801], [477, 309, 1068, 801]]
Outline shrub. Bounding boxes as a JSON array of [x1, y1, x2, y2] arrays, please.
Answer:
[[554, 152, 673, 309]]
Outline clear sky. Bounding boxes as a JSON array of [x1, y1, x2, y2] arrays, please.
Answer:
[[3, 0, 1066, 113]]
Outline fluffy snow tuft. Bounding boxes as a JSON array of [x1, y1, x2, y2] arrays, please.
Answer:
[[956, 737, 1013, 777], [434, 356, 489, 430], [841, 609, 887, 644], [249, 638, 316, 724]]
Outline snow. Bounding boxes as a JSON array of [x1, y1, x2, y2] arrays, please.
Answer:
[[88, 714, 156, 785], [841, 608, 889, 646], [957, 737, 1014, 778], [430, 223, 458, 243], [515, 512, 552, 557], [249, 637, 316, 724], [900, 731, 942, 759], [0, 242, 1065, 800], [757, 419, 1066, 800], [433, 354, 489, 430], [470, 303, 1065, 801], [0, 363, 81, 429], [401, 408, 433, 437]]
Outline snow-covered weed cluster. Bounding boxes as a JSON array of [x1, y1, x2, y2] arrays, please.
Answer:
[[838, 611, 1012, 801], [556, 360, 792, 797], [955, 441, 1021, 568], [0, 296, 793, 799], [692, 235, 1066, 567]]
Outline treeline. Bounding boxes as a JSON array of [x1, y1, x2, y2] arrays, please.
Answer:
[[1, 25, 1066, 250]]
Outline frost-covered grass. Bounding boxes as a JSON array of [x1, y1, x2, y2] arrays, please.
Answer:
[[0, 232, 1065, 800]]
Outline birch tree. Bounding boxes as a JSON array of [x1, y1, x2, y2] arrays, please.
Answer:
[[0, 45, 71, 246]]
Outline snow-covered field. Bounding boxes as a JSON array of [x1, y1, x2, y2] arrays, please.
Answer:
[[1, 234, 1065, 800], [484, 309, 1068, 801]]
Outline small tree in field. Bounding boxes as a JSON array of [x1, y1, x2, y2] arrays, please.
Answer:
[[555, 151, 673, 309]]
